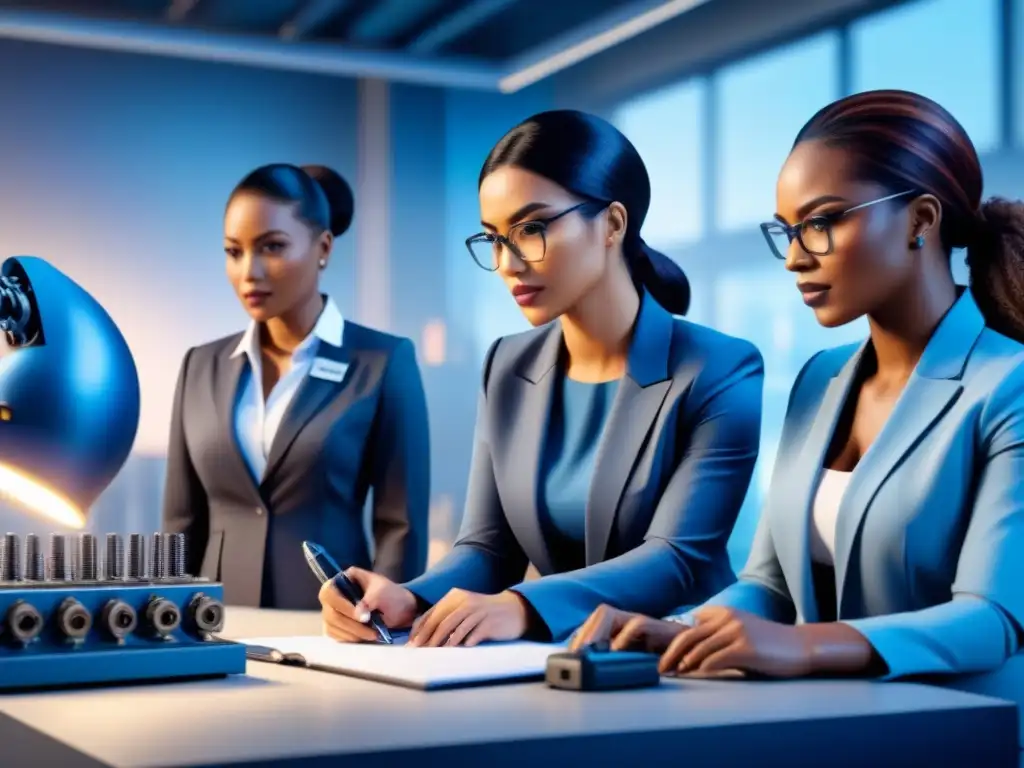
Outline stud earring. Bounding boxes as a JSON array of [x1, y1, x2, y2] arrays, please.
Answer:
[[912, 234, 925, 250], [319, 259, 326, 268]]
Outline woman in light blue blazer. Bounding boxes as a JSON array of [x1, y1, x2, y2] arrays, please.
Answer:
[[572, 90, 1024, 694], [320, 110, 764, 645]]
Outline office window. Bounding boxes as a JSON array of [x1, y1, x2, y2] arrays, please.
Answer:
[[714, 32, 840, 232], [613, 78, 706, 248], [851, 0, 1001, 154]]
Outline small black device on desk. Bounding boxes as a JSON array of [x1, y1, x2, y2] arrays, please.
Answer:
[[301, 541, 393, 644], [546, 646, 661, 691]]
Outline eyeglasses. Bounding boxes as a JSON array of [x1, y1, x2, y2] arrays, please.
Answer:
[[759, 190, 916, 260], [465, 201, 606, 272]]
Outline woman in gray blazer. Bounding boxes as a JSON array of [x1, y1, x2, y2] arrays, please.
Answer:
[[163, 164, 430, 609], [320, 111, 765, 645], [571, 91, 1024, 704]]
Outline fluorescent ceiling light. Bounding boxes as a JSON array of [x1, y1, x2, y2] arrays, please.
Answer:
[[499, 0, 712, 93]]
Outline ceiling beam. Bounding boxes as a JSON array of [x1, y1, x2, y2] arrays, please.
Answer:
[[279, 0, 349, 41], [347, 0, 448, 45], [165, 0, 200, 23], [499, 0, 712, 92], [407, 0, 518, 54], [0, 9, 501, 90]]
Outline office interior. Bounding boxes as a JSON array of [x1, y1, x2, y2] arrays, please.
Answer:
[[0, 0, 1018, 578]]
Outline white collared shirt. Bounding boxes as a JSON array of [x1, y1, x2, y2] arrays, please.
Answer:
[[231, 296, 345, 482]]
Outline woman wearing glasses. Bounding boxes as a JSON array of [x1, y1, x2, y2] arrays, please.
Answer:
[[164, 164, 430, 609], [320, 110, 765, 645], [570, 90, 1024, 697]]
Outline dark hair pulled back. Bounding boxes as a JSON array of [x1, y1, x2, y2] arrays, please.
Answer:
[[479, 110, 690, 315], [795, 89, 1024, 341], [230, 163, 354, 237]]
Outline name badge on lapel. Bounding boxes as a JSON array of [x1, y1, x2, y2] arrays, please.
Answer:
[[310, 357, 349, 383]]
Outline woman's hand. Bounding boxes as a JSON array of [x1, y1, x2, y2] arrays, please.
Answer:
[[319, 567, 419, 643], [569, 604, 688, 653], [408, 589, 529, 647], [659, 606, 813, 677]]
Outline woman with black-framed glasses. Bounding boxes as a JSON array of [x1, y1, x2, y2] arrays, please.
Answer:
[[571, 91, 1024, 712], [319, 109, 765, 646]]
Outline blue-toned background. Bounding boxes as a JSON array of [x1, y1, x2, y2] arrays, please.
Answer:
[[0, 0, 1021, 575]]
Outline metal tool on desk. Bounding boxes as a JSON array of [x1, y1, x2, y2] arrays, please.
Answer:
[[302, 540, 393, 644], [0, 530, 247, 691]]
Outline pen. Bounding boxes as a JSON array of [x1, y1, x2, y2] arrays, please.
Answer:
[[301, 540, 393, 645]]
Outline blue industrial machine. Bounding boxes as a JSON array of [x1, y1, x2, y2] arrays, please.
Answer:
[[0, 530, 245, 690], [0, 256, 246, 690]]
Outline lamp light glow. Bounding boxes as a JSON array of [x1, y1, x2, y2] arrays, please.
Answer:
[[0, 462, 84, 528], [0, 256, 140, 527]]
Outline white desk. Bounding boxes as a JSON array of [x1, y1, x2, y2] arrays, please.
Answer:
[[0, 607, 1017, 767]]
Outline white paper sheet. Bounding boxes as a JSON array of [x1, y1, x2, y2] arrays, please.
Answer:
[[239, 635, 565, 690]]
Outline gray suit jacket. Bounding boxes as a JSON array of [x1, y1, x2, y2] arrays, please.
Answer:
[[162, 322, 430, 609], [406, 294, 765, 640]]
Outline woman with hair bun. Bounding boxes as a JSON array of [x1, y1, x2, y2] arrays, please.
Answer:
[[572, 91, 1024, 703], [163, 163, 430, 609], [320, 110, 765, 646]]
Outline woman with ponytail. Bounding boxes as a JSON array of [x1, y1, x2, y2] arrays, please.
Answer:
[[320, 110, 765, 646], [164, 164, 430, 610], [572, 91, 1024, 709]]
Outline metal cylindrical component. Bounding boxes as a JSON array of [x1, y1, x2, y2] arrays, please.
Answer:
[[5, 600, 43, 644], [104, 533, 124, 580], [101, 599, 137, 640], [49, 534, 71, 581], [151, 532, 168, 579], [0, 532, 21, 581], [24, 534, 43, 580], [168, 533, 186, 578], [127, 533, 146, 579], [56, 597, 92, 640], [145, 597, 181, 637], [79, 533, 98, 580], [190, 594, 225, 634]]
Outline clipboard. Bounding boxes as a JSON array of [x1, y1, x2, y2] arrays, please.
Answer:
[[238, 634, 563, 691]]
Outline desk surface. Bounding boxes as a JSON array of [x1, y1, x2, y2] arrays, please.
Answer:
[[0, 607, 1018, 768]]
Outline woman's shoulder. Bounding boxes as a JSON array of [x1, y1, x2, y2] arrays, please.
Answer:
[[339, 321, 413, 355], [665, 317, 764, 376]]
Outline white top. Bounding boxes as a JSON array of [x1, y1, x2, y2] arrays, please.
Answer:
[[809, 469, 852, 565], [231, 296, 344, 481]]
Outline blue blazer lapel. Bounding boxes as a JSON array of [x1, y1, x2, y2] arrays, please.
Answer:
[[834, 292, 981, 614], [781, 345, 865, 622], [585, 294, 673, 565], [506, 326, 562, 576]]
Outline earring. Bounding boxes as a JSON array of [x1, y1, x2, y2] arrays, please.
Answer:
[[912, 234, 925, 250], [319, 259, 326, 268]]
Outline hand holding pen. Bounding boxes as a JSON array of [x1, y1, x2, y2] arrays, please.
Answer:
[[304, 541, 419, 644]]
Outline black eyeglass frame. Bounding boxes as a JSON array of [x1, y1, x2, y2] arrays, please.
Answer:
[[464, 200, 608, 272], [759, 189, 917, 260]]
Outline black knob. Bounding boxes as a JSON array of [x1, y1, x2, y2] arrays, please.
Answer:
[[145, 597, 181, 637], [56, 598, 92, 640], [100, 599, 137, 640], [127, 533, 146, 580], [190, 594, 225, 634], [5, 600, 42, 644], [168, 533, 186, 578], [79, 534, 98, 581], [104, 533, 124, 580], [49, 534, 71, 581], [24, 534, 43, 581], [0, 532, 20, 581], [151, 532, 167, 579]]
